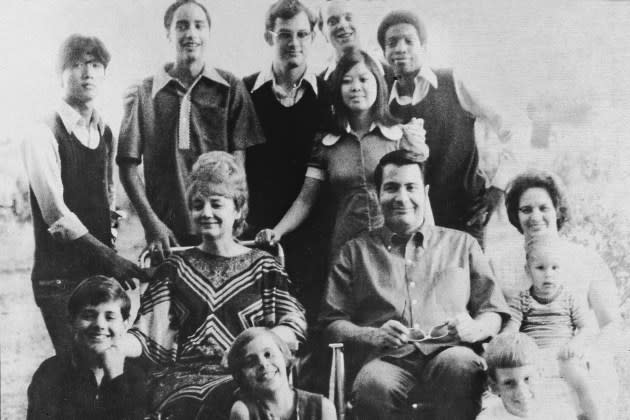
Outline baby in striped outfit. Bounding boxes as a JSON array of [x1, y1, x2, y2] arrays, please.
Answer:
[[505, 235, 601, 420]]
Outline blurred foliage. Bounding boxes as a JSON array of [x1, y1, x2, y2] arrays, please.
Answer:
[[539, 110, 630, 320]]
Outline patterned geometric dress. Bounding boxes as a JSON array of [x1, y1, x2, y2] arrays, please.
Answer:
[[129, 247, 306, 419]]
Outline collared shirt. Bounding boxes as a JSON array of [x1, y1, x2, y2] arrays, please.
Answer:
[[117, 63, 264, 241], [320, 224, 509, 355], [149, 64, 239, 150], [389, 67, 528, 190], [21, 101, 113, 242], [27, 353, 146, 420], [251, 65, 319, 107], [304, 123, 411, 257]]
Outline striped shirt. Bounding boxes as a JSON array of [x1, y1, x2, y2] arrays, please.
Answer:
[[507, 286, 587, 350]]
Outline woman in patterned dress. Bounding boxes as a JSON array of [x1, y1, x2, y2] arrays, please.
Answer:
[[121, 152, 306, 420]]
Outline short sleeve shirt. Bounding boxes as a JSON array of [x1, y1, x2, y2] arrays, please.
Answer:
[[305, 123, 428, 257], [116, 64, 264, 240]]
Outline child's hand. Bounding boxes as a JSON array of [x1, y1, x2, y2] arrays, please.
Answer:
[[101, 344, 126, 380], [557, 339, 584, 361]]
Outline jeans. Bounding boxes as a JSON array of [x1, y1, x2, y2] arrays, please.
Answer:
[[34, 278, 83, 356], [352, 346, 486, 420]]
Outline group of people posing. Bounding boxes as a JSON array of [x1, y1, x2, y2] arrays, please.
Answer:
[[22, 0, 621, 419]]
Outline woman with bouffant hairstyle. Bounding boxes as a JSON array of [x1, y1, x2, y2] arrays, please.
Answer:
[[120, 152, 306, 420]]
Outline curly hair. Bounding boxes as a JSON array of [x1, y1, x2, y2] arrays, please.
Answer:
[[376, 9, 428, 51], [505, 171, 570, 234], [186, 151, 248, 237]]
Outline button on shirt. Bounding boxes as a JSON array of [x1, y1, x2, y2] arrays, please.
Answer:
[[305, 123, 427, 258], [320, 224, 509, 355], [117, 64, 264, 240]]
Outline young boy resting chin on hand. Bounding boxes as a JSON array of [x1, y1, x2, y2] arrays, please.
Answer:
[[27, 276, 146, 420]]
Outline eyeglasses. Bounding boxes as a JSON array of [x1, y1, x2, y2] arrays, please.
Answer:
[[407, 322, 449, 343], [268, 30, 313, 43]]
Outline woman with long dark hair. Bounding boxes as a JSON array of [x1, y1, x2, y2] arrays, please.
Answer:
[[256, 49, 429, 260]]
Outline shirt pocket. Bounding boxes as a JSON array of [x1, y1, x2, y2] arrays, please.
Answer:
[[431, 266, 470, 316], [193, 102, 228, 152]]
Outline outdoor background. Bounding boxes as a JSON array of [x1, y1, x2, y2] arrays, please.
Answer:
[[1, 0, 629, 418]]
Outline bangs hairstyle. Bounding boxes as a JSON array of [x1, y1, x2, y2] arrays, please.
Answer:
[[57, 34, 111, 75], [265, 0, 318, 32], [374, 149, 426, 192], [329, 48, 398, 132], [376, 10, 427, 51], [186, 151, 248, 236], [227, 327, 293, 393], [484, 333, 540, 380], [164, 0, 212, 30], [68, 275, 131, 321], [505, 170, 570, 234]]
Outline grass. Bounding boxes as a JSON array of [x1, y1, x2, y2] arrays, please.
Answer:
[[1, 215, 629, 419]]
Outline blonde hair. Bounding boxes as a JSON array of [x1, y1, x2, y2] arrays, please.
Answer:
[[524, 234, 564, 263], [485, 333, 540, 380], [227, 327, 293, 394], [186, 151, 248, 236]]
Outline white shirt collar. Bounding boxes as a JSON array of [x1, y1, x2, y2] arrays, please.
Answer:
[[251, 64, 318, 96], [388, 66, 438, 105], [56, 100, 104, 136], [322, 122, 402, 146], [151, 63, 229, 98]]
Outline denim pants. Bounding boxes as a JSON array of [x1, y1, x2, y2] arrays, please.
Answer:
[[33, 278, 83, 356], [352, 346, 486, 420]]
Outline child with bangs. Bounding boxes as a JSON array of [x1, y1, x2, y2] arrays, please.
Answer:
[[227, 327, 336, 420], [27, 276, 146, 420], [504, 235, 603, 420], [479, 332, 575, 420]]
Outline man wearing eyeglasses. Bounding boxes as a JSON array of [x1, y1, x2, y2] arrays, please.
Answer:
[[319, 150, 509, 420], [243, 0, 333, 323]]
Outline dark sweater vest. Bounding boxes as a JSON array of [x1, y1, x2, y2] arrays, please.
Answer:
[[243, 74, 333, 229], [389, 69, 486, 228], [30, 114, 113, 283]]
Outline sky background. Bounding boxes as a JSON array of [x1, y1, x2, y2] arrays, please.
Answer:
[[1, 0, 630, 143]]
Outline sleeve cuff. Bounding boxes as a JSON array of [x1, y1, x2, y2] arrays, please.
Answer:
[[305, 166, 325, 181], [48, 213, 89, 242]]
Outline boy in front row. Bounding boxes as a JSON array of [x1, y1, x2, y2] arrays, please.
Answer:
[[27, 276, 146, 420], [480, 333, 576, 420]]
